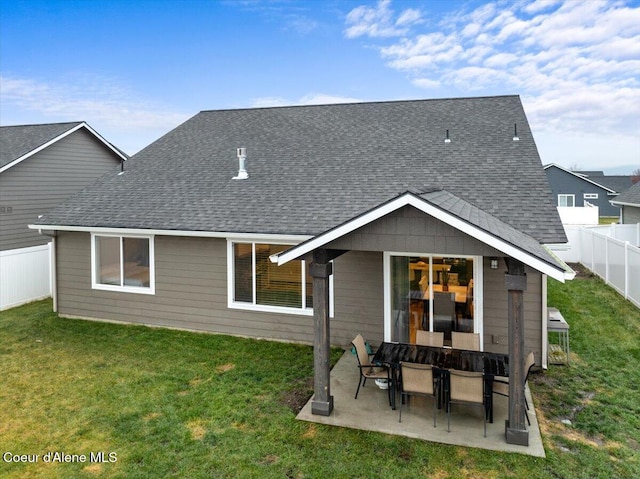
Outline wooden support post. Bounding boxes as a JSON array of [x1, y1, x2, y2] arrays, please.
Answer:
[[505, 258, 529, 446], [310, 249, 333, 416]]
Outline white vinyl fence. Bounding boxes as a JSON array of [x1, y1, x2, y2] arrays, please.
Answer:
[[551, 224, 640, 308], [0, 243, 52, 311]]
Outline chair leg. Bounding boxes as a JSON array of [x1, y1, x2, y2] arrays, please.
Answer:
[[398, 393, 403, 423], [355, 376, 363, 399], [432, 395, 437, 428]]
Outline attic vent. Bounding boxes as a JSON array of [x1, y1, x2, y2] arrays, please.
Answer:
[[513, 124, 520, 141], [444, 129, 451, 143], [233, 147, 248, 180]]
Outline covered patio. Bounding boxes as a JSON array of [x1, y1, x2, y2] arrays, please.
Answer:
[[297, 350, 545, 457]]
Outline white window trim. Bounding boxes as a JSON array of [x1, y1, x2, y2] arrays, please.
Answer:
[[383, 252, 483, 349], [226, 239, 334, 317], [583, 193, 598, 199], [90, 233, 155, 295], [558, 194, 575, 207]]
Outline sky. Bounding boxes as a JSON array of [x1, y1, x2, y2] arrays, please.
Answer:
[[1, 0, 638, 174]]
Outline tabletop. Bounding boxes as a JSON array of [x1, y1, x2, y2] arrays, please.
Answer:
[[372, 342, 509, 377]]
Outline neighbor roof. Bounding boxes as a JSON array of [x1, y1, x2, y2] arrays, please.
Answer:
[[33, 95, 566, 244], [0, 121, 128, 172], [610, 182, 640, 207], [543, 163, 620, 194]]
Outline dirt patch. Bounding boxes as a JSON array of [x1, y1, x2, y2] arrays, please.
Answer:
[[215, 363, 235, 373], [567, 262, 595, 279], [279, 377, 314, 414], [187, 419, 207, 440], [302, 423, 317, 439]]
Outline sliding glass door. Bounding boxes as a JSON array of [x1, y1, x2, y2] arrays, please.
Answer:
[[387, 254, 479, 346]]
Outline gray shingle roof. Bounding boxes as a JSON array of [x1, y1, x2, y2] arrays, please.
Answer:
[[418, 189, 563, 268], [0, 122, 83, 169], [34, 95, 567, 244], [611, 182, 640, 206], [577, 171, 634, 194]]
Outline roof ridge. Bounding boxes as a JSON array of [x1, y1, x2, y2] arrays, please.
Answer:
[[198, 95, 521, 114], [0, 121, 83, 129]]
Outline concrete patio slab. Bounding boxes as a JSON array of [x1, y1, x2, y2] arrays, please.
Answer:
[[297, 351, 545, 457]]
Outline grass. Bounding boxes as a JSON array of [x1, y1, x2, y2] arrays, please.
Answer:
[[0, 269, 638, 478]]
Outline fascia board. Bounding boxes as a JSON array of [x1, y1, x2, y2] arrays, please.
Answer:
[[273, 193, 569, 282], [28, 223, 310, 243], [610, 200, 640, 207]]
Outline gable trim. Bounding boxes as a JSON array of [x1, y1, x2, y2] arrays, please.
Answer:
[[272, 192, 572, 282], [0, 122, 128, 174]]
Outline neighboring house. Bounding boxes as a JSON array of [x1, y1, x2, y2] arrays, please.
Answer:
[[610, 182, 640, 224], [0, 122, 127, 309], [543, 164, 632, 217], [0, 122, 127, 251], [31, 96, 573, 441]]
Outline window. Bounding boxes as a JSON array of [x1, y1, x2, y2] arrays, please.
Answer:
[[584, 193, 598, 199], [387, 254, 479, 346], [558, 194, 575, 207], [92, 234, 154, 294], [228, 241, 319, 315]]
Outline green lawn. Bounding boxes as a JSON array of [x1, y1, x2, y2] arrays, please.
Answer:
[[1, 270, 638, 478]]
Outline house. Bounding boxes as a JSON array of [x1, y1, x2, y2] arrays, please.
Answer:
[[30, 96, 573, 444], [543, 164, 633, 218], [0, 121, 127, 309], [610, 182, 640, 224]]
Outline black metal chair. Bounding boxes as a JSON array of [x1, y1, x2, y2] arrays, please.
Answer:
[[398, 362, 439, 426], [351, 334, 392, 406]]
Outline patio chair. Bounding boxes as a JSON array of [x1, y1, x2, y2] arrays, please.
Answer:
[[451, 331, 481, 351], [351, 334, 392, 406], [398, 362, 439, 426], [447, 369, 487, 437], [492, 351, 536, 425], [416, 330, 444, 347]]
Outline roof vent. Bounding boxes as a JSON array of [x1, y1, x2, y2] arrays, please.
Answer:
[[513, 124, 520, 141], [233, 147, 248, 180], [444, 129, 451, 143]]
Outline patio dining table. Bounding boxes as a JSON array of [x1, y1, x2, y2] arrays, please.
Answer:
[[372, 342, 509, 422]]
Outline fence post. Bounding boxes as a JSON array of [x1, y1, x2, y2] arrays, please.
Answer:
[[625, 241, 630, 301], [605, 236, 609, 284], [591, 229, 596, 272]]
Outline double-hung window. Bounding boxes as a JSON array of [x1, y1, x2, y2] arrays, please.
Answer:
[[228, 241, 320, 315], [91, 234, 155, 294]]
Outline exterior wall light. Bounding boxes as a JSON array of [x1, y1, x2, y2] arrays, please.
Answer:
[[490, 257, 499, 270]]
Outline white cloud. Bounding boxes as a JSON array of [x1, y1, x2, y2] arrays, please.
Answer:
[[251, 93, 363, 108], [412, 78, 440, 89], [344, 0, 421, 38], [0, 75, 187, 130], [345, 0, 640, 151], [0, 75, 190, 154]]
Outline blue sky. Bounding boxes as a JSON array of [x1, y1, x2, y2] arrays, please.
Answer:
[[1, 0, 638, 173]]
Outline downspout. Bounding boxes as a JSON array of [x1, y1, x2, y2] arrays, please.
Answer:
[[37, 226, 57, 312], [542, 274, 548, 370]]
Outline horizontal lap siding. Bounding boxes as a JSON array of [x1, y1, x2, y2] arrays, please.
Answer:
[[56, 232, 316, 343], [332, 251, 384, 347], [483, 260, 543, 365], [0, 129, 120, 251], [327, 205, 503, 256]]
